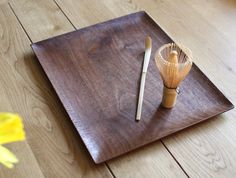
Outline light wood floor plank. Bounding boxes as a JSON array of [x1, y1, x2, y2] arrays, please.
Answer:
[[0, 4, 45, 178], [6, 0, 113, 177], [9, 0, 73, 42], [55, 0, 118, 28], [55, 0, 141, 28], [184, 0, 236, 42], [0, 0, 7, 5], [107, 142, 187, 178]]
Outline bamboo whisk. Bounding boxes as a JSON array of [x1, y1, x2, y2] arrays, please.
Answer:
[[155, 43, 192, 108]]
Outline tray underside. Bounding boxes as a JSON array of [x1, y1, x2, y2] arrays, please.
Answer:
[[32, 11, 234, 163]]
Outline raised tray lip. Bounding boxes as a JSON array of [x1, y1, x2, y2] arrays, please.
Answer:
[[31, 11, 234, 164]]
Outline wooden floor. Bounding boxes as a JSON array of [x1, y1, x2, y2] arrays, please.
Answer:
[[0, 0, 236, 177]]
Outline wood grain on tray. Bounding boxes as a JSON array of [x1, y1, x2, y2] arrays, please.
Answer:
[[32, 11, 234, 163]]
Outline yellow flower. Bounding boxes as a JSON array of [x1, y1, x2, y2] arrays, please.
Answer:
[[0, 113, 25, 168], [0, 145, 18, 168], [0, 113, 25, 145]]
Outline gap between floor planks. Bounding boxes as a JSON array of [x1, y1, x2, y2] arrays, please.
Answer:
[[7, 1, 189, 177]]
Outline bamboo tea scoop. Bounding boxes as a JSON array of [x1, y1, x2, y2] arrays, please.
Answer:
[[136, 36, 152, 121], [155, 43, 192, 108]]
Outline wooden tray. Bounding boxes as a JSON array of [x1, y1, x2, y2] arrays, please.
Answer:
[[32, 11, 234, 163]]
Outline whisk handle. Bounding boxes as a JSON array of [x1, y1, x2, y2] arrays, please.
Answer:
[[162, 86, 179, 108]]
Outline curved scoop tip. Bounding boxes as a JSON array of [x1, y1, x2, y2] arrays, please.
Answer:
[[145, 36, 152, 49]]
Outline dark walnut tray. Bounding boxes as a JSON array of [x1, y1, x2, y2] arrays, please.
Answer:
[[32, 11, 234, 163]]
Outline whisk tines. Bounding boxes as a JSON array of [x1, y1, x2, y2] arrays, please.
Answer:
[[155, 43, 192, 108]]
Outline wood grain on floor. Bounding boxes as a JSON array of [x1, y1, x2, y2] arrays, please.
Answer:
[[0, 0, 235, 177]]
